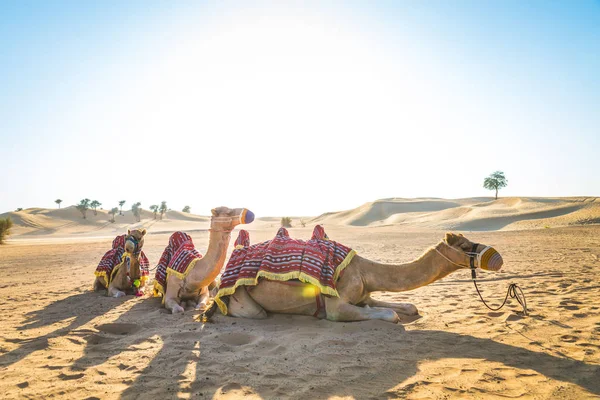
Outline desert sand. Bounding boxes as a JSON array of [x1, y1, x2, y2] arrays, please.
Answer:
[[1, 198, 599, 399]]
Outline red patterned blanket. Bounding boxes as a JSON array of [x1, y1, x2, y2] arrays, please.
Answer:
[[153, 232, 203, 298], [215, 226, 356, 314], [94, 234, 150, 287]]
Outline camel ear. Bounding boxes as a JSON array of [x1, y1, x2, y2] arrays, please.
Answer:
[[445, 233, 460, 246], [211, 208, 218, 216], [141, 229, 147, 236], [127, 229, 131, 235]]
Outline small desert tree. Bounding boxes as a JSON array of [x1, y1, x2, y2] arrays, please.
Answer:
[[76, 198, 91, 219], [150, 205, 158, 220], [109, 207, 119, 223], [55, 199, 62, 208], [281, 217, 292, 228], [0, 217, 13, 244], [159, 201, 167, 220], [132, 202, 142, 222], [483, 171, 508, 200], [119, 200, 126, 216], [182, 205, 191, 213], [90, 200, 101, 216]]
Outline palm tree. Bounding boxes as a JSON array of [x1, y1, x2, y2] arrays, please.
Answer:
[[109, 207, 119, 223], [76, 198, 91, 219], [55, 199, 62, 209], [119, 200, 126, 216], [131, 202, 142, 222], [159, 201, 167, 220], [483, 171, 508, 200], [90, 200, 101, 216], [150, 205, 158, 220], [182, 205, 191, 213]]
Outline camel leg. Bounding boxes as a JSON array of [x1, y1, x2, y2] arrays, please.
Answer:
[[194, 286, 210, 311], [164, 274, 185, 314], [227, 287, 268, 319], [325, 297, 399, 323], [362, 297, 419, 316], [93, 277, 105, 292], [107, 282, 126, 298]]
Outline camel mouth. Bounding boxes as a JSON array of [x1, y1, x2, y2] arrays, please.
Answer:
[[241, 209, 255, 224]]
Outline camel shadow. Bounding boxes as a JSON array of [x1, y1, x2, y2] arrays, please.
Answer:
[[0, 291, 122, 369], [64, 310, 598, 399]]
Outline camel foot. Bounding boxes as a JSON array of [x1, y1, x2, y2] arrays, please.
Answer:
[[365, 305, 399, 323], [171, 304, 185, 314]]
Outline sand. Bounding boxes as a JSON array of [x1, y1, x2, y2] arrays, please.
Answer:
[[1, 199, 599, 399]]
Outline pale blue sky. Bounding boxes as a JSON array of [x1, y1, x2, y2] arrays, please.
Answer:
[[1, 1, 599, 216]]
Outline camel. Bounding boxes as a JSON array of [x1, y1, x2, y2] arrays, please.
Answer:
[[156, 206, 254, 314], [93, 229, 149, 298], [211, 229, 503, 323]]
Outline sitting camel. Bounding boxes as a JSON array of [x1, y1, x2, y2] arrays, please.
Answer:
[[211, 227, 503, 323], [154, 207, 254, 314], [93, 229, 149, 297]]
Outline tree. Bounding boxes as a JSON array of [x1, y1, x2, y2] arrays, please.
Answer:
[[150, 205, 158, 220], [15, 208, 23, 212], [483, 171, 508, 200], [281, 217, 292, 228], [159, 201, 167, 220], [109, 207, 119, 223], [131, 202, 142, 222], [90, 200, 101, 216], [118, 200, 126, 216], [76, 198, 91, 219], [55, 199, 62, 209], [0, 217, 13, 244], [182, 205, 191, 213]]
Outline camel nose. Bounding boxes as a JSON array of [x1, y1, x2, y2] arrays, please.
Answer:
[[242, 209, 255, 224]]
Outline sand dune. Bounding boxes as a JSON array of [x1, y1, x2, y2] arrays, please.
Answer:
[[0, 206, 212, 238], [2, 197, 600, 240], [312, 197, 600, 231]]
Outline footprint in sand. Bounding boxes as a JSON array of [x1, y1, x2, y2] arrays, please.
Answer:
[[95, 323, 141, 335], [217, 333, 257, 346], [560, 335, 578, 343]]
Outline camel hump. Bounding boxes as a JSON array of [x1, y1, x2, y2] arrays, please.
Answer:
[[311, 225, 328, 240], [276, 227, 290, 238], [169, 231, 193, 249], [235, 230, 250, 248]]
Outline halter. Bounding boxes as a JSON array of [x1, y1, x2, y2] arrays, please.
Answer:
[[436, 241, 528, 316], [126, 235, 141, 256]]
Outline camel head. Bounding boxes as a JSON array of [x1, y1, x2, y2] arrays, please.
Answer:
[[210, 207, 255, 232], [125, 228, 147, 254], [442, 233, 503, 271]]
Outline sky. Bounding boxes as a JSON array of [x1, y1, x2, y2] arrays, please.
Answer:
[[1, 1, 599, 217]]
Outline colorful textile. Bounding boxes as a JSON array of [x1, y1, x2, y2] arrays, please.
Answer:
[[94, 234, 150, 287], [234, 230, 250, 249], [153, 232, 203, 297], [215, 225, 356, 314]]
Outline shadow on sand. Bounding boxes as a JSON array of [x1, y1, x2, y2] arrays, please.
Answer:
[[0, 291, 121, 369], [55, 297, 600, 399]]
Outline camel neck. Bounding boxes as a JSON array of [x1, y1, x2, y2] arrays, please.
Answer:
[[359, 245, 463, 293], [183, 229, 233, 292], [203, 229, 232, 268]]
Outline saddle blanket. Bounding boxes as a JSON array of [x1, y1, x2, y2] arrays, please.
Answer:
[[153, 232, 203, 297], [215, 225, 356, 314]]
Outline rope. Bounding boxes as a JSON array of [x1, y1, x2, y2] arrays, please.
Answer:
[[472, 277, 528, 316]]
